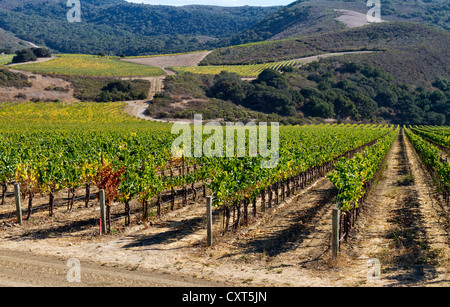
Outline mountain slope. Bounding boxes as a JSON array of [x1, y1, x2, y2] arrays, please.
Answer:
[[0, 0, 280, 55], [0, 27, 33, 51], [218, 0, 449, 46], [0, 0, 448, 56], [201, 22, 450, 87]]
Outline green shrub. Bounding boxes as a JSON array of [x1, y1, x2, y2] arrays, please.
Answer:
[[12, 49, 36, 63]]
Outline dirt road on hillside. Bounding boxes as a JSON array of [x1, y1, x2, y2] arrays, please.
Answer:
[[122, 51, 376, 122]]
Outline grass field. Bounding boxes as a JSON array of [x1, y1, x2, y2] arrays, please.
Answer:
[[13, 54, 165, 77]]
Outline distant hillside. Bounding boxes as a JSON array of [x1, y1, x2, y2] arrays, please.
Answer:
[[0, 27, 33, 51], [0, 0, 280, 56], [201, 22, 450, 87], [148, 61, 450, 126], [217, 0, 449, 46], [218, 1, 347, 46], [1, 0, 448, 56]]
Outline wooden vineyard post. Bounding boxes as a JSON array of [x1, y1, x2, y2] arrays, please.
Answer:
[[99, 189, 107, 235], [275, 182, 279, 206], [14, 183, 22, 225], [206, 196, 213, 247], [332, 206, 340, 261], [85, 184, 91, 208]]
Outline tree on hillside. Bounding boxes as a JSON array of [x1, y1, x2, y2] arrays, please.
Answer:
[[253, 69, 289, 90], [208, 71, 251, 104], [302, 96, 335, 118], [31, 48, 52, 58], [245, 86, 297, 116], [12, 49, 37, 63]]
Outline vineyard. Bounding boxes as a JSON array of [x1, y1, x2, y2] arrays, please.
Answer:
[[0, 0, 447, 287], [0, 101, 449, 286], [11, 54, 165, 77], [169, 58, 306, 77], [406, 126, 450, 204], [409, 125, 450, 153], [0, 101, 395, 232], [0, 102, 449, 235]]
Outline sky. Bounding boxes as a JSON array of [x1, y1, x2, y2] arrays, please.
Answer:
[[125, 0, 295, 7]]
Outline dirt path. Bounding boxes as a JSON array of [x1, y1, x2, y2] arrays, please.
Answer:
[[291, 51, 375, 67], [123, 100, 150, 120], [122, 75, 168, 121], [1, 68, 79, 103], [220, 178, 336, 266], [0, 248, 226, 287], [122, 51, 212, 70], [122, 76, 196, 124], [120, 76, 165, 99], [7, 56, 55, 67], [340, 129, 450, 286]]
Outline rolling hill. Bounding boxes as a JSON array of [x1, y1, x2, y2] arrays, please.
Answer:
[[0, 0, 448, 126], [0, 0, 448, 56], [217, 0, 450, 46], [0, 0, 280, 55], [201, 22, 450, 87], [0, 27, 33, 51]]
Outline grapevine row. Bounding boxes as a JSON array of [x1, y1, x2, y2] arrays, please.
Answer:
[[327, 126, 399, 241], [405, 127, 450, 206], [410, 125, 450, 152], [206, 124, 394, 231]]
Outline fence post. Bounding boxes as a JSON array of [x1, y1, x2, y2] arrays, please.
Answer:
[[14, 183, 22, 225], [332, 206, 340, 261], [206, 196, 213, 247], [99, 189, 107, 235]]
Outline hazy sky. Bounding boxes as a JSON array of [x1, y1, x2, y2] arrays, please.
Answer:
[[125, 0, 294, 7]]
